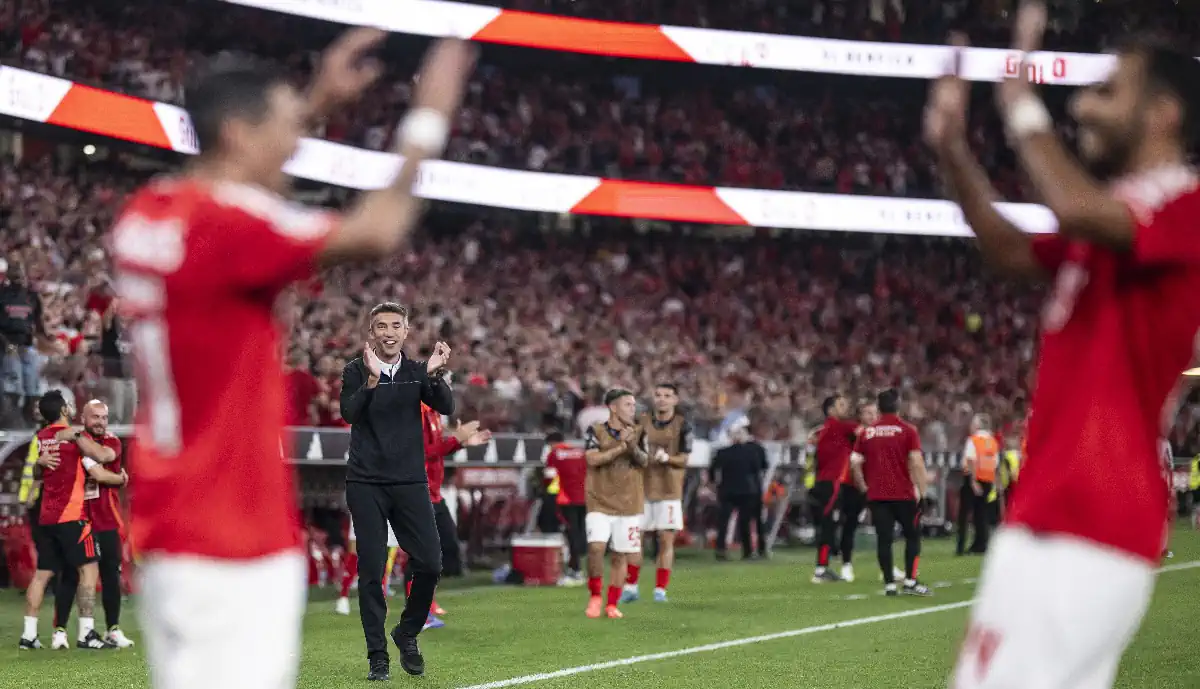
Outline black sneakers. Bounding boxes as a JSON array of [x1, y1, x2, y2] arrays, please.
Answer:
[[367, 657, 391, 682], [902, 581, 934, 597], [18, 637, 42, 650], [77, 630, 116, 650], [391, 626, 425, 676]]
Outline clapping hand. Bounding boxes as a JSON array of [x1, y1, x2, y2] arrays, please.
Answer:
[[309, 28, 387, 115], [922, 32, 970, 151], [453, 420, 492, 447], [427, 341, 451, 373], [363, 343, 384, 378], [995, 0, 1047, 115], [654, 448, 670, 464]]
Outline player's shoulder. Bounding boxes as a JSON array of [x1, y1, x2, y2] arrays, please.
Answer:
[[209, 182, 333, 241]]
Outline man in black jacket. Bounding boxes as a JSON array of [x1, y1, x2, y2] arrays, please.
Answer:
[[340, 302, 454, 681], [709, 418, 769, 560]]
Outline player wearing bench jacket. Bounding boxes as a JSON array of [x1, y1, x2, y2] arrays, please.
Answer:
[[622, 383, 691, 603], [583, 389, 649, 619]]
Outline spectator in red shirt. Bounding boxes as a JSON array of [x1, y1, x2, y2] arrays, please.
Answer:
[[284, 352, 318, 426]]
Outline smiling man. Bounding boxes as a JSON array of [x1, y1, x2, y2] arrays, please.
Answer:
[[340, 302, 455, 680]]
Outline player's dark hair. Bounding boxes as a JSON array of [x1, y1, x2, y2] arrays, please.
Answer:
[[877, 388, 900, 415], [186, 55, 289, 155], [546, 431, 565, 444], [38, 391, 68, 424], [1119, 36, 1200, 147], [654, 382, 679, 394], [369, 302, 409, 322], [822, 394, 844, 417], [604, 388, 634, 406]]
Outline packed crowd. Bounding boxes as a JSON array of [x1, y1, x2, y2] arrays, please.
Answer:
[[0, 0, 1106, 202], [4, 153, 1197, 453]]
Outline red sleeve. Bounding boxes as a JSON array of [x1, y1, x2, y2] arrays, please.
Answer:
[[106, 436, 123, 460], [201, 184, 336, 291], [907, 425, 922, 453], [1030, 233, 1070, 273], [1130, 189, 1200, 266], [425, 433, 462, 461], [851, 433, 864, 455], [545, 449, 559, 471]]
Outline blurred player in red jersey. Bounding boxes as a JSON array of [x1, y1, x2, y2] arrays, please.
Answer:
[[544, 432, 588, 584], [50, 400, 134, 649], [927, 3, 1200, 685], [109, 29, 475, 688], [18, 392, 127, 651], [809, 394, 858, 583], [849, 389, 932, 597]]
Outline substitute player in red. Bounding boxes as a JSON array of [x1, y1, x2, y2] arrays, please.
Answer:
[[544, 432, 588, 584], [927, 4, 1200, 685], [849, 389, 931, 597], [110, 30, 475, 689], [809, 394, 857, 583], [50, 400, 133, 649], [18, 392, 127, 651]]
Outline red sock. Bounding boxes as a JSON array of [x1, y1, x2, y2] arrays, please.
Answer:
[[588, 576, 603, 597], [818, 545, 830, 567], [340, 553, 359, 598], [655, 567, 670, 590], [606, 585, 621, 607], [626, 564, 640, 585]]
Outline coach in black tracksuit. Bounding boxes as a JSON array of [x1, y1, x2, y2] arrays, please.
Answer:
[[341, 302, 454, 681]]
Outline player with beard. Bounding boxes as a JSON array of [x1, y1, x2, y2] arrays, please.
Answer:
[[17, 392, 127, 651], [621, 383, 692, 603], [834, 399, 878, 583], [809, 394, 857, 583], [583, 389, 649, 619], [50, 400, 134, 649], [926, 4, 1200, 685]]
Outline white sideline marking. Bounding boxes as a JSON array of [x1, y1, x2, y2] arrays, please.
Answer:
[[456, 560, 1200, 689]]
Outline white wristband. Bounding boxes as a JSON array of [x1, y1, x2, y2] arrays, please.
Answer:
[[1005, 95, 1053, 141], [399, 108, 450, 156]]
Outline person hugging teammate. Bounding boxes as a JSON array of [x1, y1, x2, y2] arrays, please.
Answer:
[[810, 394, 858, 583], [582, 389, 649, 619], [621, 383, 692, 604]]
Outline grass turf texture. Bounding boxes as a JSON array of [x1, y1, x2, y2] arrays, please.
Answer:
[[2, 526, 1199, 688]]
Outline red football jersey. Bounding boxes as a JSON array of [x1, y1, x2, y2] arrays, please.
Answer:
[[84, 435, 125, 532], [1013, 169, 1200, 563], [852, 414, 921, 502], [545, 443, 587, 506], [112, 178, 335, 560], [421, 403, 461, 504], [38, 424, 91, 525], [814, 417, 858, 484]]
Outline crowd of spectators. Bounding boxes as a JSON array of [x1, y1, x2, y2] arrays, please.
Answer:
[[3, 153, 1198, 455], [0, 0, 1137, 203]]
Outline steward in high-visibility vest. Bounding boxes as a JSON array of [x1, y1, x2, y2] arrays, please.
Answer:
[[957, 414, 999, 555]]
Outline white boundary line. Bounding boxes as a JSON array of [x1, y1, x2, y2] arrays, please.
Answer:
[[456, 560, 1200, 689]]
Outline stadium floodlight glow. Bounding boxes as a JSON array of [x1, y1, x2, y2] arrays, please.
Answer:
[[220, 0, 1130, 85], [0, 65, 1058, 237], [1184, 368, 1200, 377]]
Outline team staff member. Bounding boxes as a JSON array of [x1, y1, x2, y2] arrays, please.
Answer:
[[340, 302, 454, 680], [18, 392, 127, 650], [401, 405, 491, 624], [836, 400, 878, 583], [710, 418, 769, 561], [583, 389, 649, 619], [51, 401, 134, 649], [810, 394, 857, 583], [850, 389, 931, 597], [544, 432, 587, 584], [623, 383, 692, 603], [958, 414, 1000, 555]]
